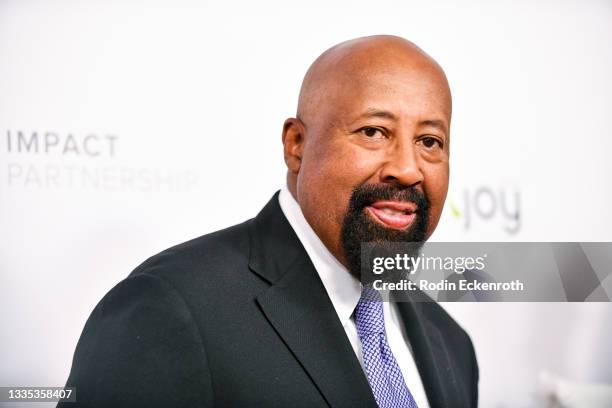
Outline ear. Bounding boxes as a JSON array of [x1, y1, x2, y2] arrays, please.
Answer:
[[282, 118, 306, 174]]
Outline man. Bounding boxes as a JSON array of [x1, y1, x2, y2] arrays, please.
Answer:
[[60, 35, 478, 408]]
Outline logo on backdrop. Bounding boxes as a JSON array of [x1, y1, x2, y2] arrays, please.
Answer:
[[4, 129, 198, 192], [447, 186, 521, 234]]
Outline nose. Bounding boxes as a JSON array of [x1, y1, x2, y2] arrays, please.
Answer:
[[379, 142, 424, 187]]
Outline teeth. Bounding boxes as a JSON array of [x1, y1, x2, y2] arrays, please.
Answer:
[[380, 207, 411, 215]]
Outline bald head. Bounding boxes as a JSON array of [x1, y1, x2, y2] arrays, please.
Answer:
[[297, 35, 451, 126]]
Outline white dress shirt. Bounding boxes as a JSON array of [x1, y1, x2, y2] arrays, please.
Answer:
[[278, 186, 430, 408]]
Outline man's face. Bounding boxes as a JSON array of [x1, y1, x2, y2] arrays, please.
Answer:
[[290, 58, 451, 272]]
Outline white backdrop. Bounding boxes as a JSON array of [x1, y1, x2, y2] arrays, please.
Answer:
[[1, 0, 612, 407]]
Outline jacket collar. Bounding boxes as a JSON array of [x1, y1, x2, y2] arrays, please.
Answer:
[[248, 191, 378, 408], [394, 291, 465, 408], [248, 192, 464, 408]]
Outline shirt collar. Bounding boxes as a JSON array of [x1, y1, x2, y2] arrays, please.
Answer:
[[278, 185, 362, 328]]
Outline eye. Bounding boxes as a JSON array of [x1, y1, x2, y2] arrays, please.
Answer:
[[359, 127, 385, 139], [419, 136, 443, 149]]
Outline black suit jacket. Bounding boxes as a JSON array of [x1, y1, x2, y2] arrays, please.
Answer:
[[60, 192, 478, 408]]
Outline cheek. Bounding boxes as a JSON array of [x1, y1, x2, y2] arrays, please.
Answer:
[[422, 163, 449, 230], [298, 138, 379, 223]]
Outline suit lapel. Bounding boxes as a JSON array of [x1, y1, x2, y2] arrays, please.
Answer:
[[249, 193, 377, 408], [395, 294, 465, 408]]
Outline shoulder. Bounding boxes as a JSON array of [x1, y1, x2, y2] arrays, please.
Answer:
[[63, 222, 260, 405], [65, 277, 214, 407], [128, 218, 254, 287]]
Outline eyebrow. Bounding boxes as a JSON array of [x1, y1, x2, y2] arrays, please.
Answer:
[[357, 109, 448, 134], [421, 119, 448, 134], [360, 108, 397, 120]]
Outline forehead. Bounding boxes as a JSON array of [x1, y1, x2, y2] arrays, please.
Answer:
[[325, 66, 452, 125]]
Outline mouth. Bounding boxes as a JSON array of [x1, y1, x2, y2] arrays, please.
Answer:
[[365, 200, 417, 230]]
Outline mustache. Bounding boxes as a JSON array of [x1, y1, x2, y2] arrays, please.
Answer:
[[347, 183, 429, 213]]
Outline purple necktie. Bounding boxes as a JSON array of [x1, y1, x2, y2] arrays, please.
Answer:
[[354, 287, 419, 408]]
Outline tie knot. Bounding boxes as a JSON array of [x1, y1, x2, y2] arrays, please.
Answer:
[[354, 287, 385, 337]]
